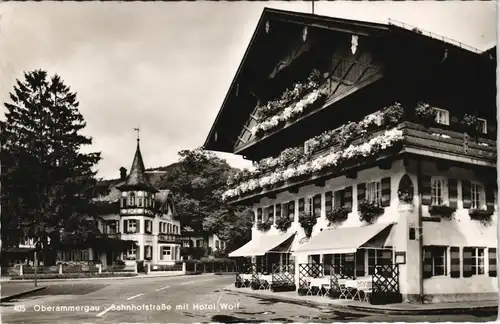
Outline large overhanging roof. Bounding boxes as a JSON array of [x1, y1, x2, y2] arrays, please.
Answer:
[[203, 7, 492, 154]]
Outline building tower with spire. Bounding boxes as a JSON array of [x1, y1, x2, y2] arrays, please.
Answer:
[[116, 134, 182, 266]]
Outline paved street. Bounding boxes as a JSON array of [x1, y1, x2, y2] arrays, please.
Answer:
[[1, 275, 497, 323]]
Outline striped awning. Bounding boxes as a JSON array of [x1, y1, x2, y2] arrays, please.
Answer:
[[294, 223, 395, 254], [229, 232, 296, 257]]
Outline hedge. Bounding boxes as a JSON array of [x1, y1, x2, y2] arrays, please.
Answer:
[[11, 272, 138, 280]]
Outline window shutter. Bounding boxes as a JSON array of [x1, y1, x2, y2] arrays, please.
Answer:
[[448, 179, 458, 208], [462, 247, 474, 278], [488, 248, 497, 277], [357, 183, 366, 208], [333, 190, 344, 209], [423, 249, 433, 279], [450, 246, 460, 278], [485, 183, 495, 213], [325, 191, 333, 212], [381, 177, 391, 207], [344, 186, 353, 212], [313, 194, 322, 217], [421, 175, 432, 205], [462, 180, 472, 209], [123, 220, 128, 233], [355, 250, 365, 277]]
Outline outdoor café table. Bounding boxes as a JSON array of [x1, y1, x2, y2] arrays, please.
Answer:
[[240, 273, 252, 287], [339, 279, 358, 299], [309, 277, 331, 296]]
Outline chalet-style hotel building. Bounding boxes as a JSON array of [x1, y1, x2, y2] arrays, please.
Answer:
[[204, 8, 497, 303]]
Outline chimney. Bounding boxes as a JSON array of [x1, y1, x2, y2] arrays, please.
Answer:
[[119, 167, 127, 180]]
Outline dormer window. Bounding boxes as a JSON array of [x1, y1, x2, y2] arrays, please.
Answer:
[[433, 108, 450, 126]]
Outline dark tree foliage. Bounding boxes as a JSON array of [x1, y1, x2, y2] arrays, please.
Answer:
[[158, 148, 253, 255], [0, 70, 102, 255]]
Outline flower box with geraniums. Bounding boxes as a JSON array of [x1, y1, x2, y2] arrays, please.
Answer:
[[358, 200, 384, 224], [428, 205, 455, 218], [275, 217, 292, 232], [459, 114, 483, 136], [256, 220, 272, 232], [325, 206, 349, 226], [298, 211, 317, 237], [469, 209, 493, 224], [414, 102, 437, 126]]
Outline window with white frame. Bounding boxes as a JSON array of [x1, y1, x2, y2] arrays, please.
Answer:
[[167, 223, 172, 234], [471, 182, 486, 210], [215, 240, 220, 249], [127, 246, 137, 259], [160, 246, 171, 260], [433, 108, 450, 125], [127, 219, 137, 233], [477, 118, 487, 134], [129, 192, 136, 206], [423, 246, 447, 277], [472, 247, 486, 275], [366, 181, 381, 204], [145, 220, 152, 234], [431, 177, 448, 205]]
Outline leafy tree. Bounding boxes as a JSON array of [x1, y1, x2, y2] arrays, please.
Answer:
[[159, 148, 252, 255], [0, 70, 101, 262]]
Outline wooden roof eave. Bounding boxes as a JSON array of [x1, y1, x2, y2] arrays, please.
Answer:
[[203, 8, 390, 153]]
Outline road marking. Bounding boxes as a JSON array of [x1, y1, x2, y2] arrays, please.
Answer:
[[201, 278, 215, 282], [96, 305, 114, 317], [155, 285, 170, 291], [126, 293, 144, 300], [179, 281, 194, 285]]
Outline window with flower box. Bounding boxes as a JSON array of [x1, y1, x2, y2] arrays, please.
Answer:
[[298, 198, 305, 213], [433, 108, 449, 125], [463, 247, 485, 277], [325, 192, 333, 213], [365, 181, 381, 204], [477, 118, 487, 134], [313, 194, 322, 217], [423, 246, 447, 278], [333, 190, 344, 208], [266, 206, 274, 223], [257, 208, 262, 223], [431, 177, 448, 205], [470, 182, 486, 210], [275, 204, 282, 220], [287, 201, 295, 221]]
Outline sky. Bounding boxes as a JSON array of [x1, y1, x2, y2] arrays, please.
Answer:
[[0, 1, 496, 180]]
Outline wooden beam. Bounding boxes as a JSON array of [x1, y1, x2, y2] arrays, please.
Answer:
[[377, 159, 392, 170], [345, 170, 357, 179], [243, 125, 253, 132], [313, 179, 326, 187], [237, 136, 247, 144], [435, 161, 450, 172], [250, 114, 258, 121]]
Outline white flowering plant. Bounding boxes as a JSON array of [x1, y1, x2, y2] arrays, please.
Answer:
[[222, 128, 404, 200]]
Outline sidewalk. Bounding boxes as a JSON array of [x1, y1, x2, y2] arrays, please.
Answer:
[[1, 282, 46, 302], [224, 286, 499, 315]]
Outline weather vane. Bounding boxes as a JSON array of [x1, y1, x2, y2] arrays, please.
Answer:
[[134, 126, 140, 141]]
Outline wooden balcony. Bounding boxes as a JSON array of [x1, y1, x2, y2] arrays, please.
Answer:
[[226, 121, 496, 204]]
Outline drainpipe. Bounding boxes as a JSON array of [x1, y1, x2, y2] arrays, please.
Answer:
[[417, 159, 424, 303]]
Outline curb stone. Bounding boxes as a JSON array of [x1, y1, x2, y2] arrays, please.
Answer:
[[1, 286, 47, 302], [223, 288, 498, 316]]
